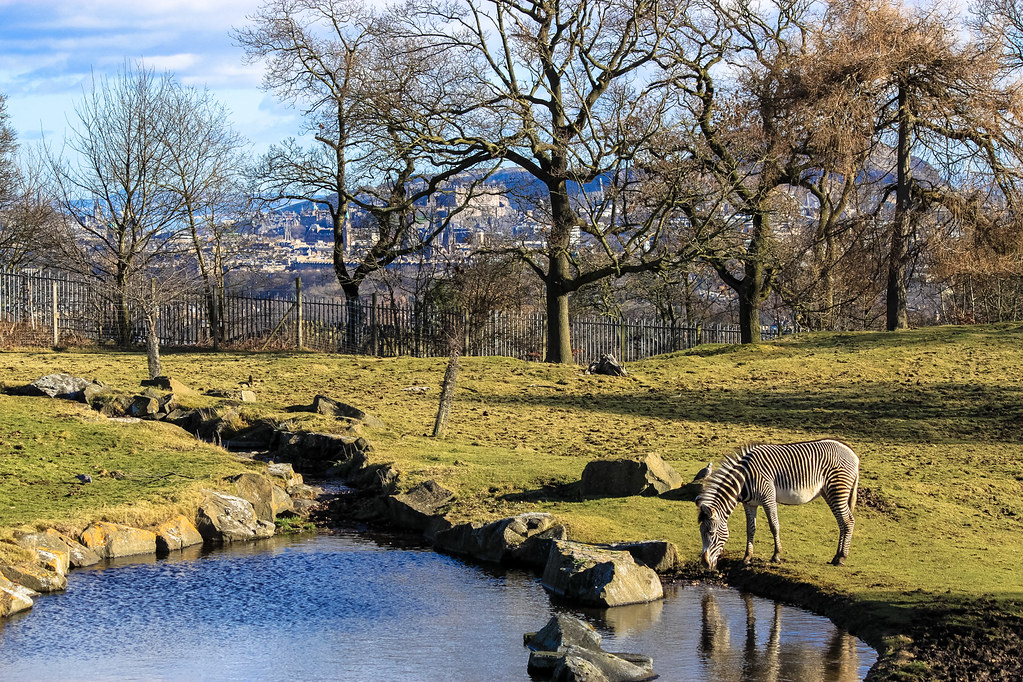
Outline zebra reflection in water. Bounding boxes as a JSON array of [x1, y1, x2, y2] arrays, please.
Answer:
[[699, 589, 862, 682]]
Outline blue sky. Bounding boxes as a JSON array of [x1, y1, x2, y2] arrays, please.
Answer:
[[0, 0, 300, 156]]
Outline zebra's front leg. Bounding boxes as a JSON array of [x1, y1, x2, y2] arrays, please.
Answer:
[[765, 501, 782, 563], [743, 503, 758, 564]]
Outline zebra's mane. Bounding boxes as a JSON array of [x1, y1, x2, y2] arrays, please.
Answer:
[[696, 444, 760, 508]]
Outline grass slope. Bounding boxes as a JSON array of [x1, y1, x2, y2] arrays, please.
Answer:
[[1, 324, 1021, 677]]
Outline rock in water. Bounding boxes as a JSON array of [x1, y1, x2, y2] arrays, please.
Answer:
[[542, 541, 663, 607], [195, 491, 275, 543]]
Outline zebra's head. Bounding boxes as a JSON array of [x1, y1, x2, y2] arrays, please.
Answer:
[[698, 504, 728, 571]]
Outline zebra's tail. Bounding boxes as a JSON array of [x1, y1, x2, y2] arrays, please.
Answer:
[[850, 472, 859, 512]]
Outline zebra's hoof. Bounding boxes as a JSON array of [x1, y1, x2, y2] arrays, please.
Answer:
[[770, 555, 782, 564], [830, 556, 846, 566]]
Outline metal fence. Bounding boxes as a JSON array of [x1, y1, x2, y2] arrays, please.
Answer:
[[0, 270, 779, 361]]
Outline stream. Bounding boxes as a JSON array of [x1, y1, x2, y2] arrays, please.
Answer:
[[0, 530, 876, 681]]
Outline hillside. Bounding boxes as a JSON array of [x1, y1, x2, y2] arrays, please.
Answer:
[[1, 323, 1021, 679]]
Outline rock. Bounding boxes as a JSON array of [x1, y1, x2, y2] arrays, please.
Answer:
[[16, 531, 74, 575], [154, 515, 204, 552], [18, 529, 101, 568], [290, 498, 321, 518], [239, 390, 257, 403], [128, 394, 161, 418], [82, 382, 111, 405], [435, 513, 563, 565], [552, 652, 610, 682], [542, 541, 663, 607], [33, 547, 70, 577], [580, 453, 683, 498], [140, 376, 195, 394], [586, 354, 628, 377], [80, 522, 158, 559], [196, 490, 275, 543], [0, 575, 35, 617], [270, 430, 372, 476], [525, 614, 603, 653], [229, 473, 294, 522], [98, 395, 131, 418], [10, 374, 99, 401], [267, 462, 303, 489], [553, 646, 652, 682], [599, 541, 680, 573], [287, 483, 321, 500], [0, 563, 67, 593], [382, 480, 455, 532], [309, 395, 385, 429]]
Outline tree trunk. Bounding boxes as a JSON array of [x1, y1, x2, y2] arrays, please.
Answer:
[[545, 183, 576, 364], [341, 281, 362, 353], [145, 315, 161, 379], [887, 85, 913, 332], [737, 274, 762, 344], [432, 349, 460, 437]]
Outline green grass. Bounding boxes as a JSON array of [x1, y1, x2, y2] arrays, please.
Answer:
[[2, 324, 1022, 671]]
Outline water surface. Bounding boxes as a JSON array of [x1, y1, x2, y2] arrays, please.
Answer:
[[0, 531, 874, 681]]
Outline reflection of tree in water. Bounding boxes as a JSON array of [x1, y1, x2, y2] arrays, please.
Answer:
[[698, 589, 862, 681]]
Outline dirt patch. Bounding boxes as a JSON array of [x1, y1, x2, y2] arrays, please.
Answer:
[[858, 485, 900, 518]]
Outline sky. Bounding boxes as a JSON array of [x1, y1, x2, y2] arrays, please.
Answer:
[[0, 0, 301, 158]]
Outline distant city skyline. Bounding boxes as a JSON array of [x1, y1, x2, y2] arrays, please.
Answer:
[[0, 0, 305, 158]]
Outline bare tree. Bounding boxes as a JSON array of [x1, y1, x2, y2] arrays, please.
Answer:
[[395, 0, 715, 363], [162, 85, 251, 349], [46, 63, 186, 347], [237, 0, 495, 352], [0, 95, 60, 269]]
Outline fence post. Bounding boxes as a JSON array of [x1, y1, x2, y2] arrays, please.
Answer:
[[371, 292, 379, 356], [618, 315, 626, 361], [51, 280, 59, 348], [462, 310, 470, 355], [295, 276, 304, 350]]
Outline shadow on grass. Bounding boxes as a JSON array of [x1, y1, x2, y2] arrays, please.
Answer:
[[471, 380, 1023, 445]]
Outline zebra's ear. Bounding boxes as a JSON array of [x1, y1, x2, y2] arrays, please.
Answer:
[[698, 504, 714, 522]]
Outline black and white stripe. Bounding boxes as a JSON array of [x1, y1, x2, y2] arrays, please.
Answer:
[[697, 439, 860, 569]]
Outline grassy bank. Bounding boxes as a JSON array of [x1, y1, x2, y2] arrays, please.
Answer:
[[2, 324, 1021, 678]]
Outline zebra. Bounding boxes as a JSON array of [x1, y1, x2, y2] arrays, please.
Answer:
[[697, 439, 860, 570]]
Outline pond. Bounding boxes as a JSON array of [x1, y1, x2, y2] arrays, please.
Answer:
[[0, 531, 875, 681]]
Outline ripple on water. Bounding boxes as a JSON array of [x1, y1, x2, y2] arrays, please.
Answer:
[[0, 532, 875, 681]]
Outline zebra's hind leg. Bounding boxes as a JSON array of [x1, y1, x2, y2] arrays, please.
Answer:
[[743, 503, 758, 564], [827, 499, 855, 566]]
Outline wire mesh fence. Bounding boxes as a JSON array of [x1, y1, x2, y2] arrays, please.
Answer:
[[0, 269, 779, 361]]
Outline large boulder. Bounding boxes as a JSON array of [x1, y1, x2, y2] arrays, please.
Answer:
[[580, 454, 683, 498], [153, 515, 204, 553], [228, 473, 294, 522], [270, 430, 373, 476], [434, 513, 566, 566], [0, 576, 35, 618], [381, 480, 455, 534], [196, 491, 275, 543], [80, 522, 157, 559], [0, 562, 67, 593], [542, 541, 663, 607], [18, 529, 101, 568], [9, 374, 99, 401], [599, 541, 680, 573]]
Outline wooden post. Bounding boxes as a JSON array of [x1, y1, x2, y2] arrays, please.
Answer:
[[295, 276, 304, 350], [371, 292, 379, 356], [618, 315, 626, 362], [51, 280, 59, 348]]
